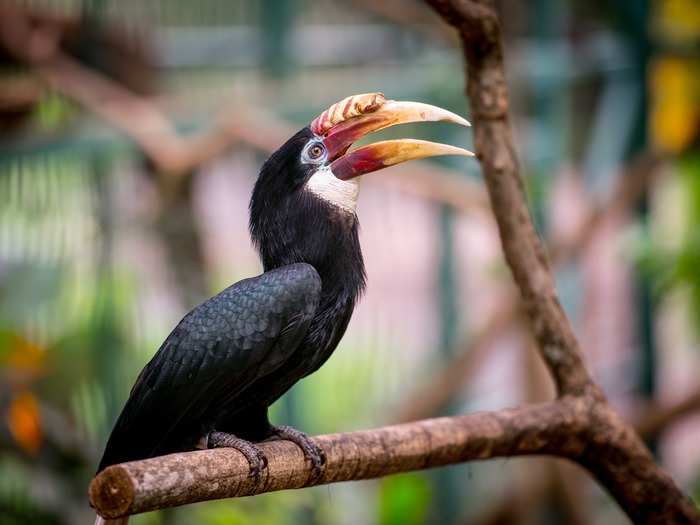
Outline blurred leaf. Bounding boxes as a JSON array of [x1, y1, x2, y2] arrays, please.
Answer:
[[0, 332, 46, 378], [186, 490, 313, 525], [634, 153, 700, 335], [672, 154, 700, 333], [190, 502, 252, 525], [379, 473, 431, 525], [657, 0, 700, 40], [650, 57, 699, 154], [0, 263, 65, 326], [6, 391, 43, 455], [290, 339, 388, 434], [0, 456, 64, 525], [32, 93, 76, 132], [69, 379, 108, 445]]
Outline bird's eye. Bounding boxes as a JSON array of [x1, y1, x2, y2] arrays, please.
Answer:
[[302, 141, 327, 164], [308, 144, 324, 159]]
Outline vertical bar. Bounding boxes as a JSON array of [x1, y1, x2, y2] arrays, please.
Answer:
[[260, 0, 296, 78], [624, 0, 656, 449], [431, 203, 461, 525]]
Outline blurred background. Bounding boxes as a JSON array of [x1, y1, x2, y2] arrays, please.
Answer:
[[1, 0, 699, 524]]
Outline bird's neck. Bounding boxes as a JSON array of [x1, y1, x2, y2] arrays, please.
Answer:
[[311, 214, 365, 315], [250, 193, 366, 313]]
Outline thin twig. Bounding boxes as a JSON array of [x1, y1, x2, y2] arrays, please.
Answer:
[[637, 385, 700, 440]]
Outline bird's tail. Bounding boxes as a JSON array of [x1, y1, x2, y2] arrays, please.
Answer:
[[95, 514, 129, 525]]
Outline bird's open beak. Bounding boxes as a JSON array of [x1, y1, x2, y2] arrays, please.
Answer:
[[312, 93, 474, 181]]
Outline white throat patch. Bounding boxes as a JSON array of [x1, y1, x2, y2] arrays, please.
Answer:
[[305, 166, 359, 213]]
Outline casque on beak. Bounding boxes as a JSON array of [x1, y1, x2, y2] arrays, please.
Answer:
[[311, 93, 474, 181]]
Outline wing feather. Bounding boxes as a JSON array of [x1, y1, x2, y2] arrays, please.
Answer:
[[97, 263, 320, 471]]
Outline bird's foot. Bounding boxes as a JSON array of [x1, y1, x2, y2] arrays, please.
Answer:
[[207, 431, 268, 481], [268, 425, 326, 477]]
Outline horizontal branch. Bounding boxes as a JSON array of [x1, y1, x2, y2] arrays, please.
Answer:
[[90, 399, 588, 519], [637, 385, 700, 439]]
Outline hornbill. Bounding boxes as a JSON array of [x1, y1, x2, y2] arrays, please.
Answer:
[[94, 93, 472, 524]]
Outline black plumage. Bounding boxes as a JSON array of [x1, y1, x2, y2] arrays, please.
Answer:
[[95, 92, 473, 525], [98, 126, 365, 472]]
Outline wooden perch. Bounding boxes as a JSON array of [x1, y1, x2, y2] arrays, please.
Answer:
[[89, 1, 700, 523], [91, 400, 589, 518]]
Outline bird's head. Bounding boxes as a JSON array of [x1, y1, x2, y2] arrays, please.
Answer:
[[250, 93, 472, 290]]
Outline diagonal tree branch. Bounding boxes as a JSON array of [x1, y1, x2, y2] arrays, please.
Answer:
[[423, 0, 698, 523], [429, 0, 595, 398]]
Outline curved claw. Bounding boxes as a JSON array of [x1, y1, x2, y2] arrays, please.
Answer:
[[207, 431, 268, 482], [269, 425, 326, 478], [247, 446, 269, 481]]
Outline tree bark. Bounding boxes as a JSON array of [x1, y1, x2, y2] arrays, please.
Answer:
[[90, 400, 589, 518], [423, 0, 698, 523]]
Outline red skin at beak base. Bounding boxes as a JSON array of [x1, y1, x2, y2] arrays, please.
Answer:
[[330, 148, 387, 181], [321, 115, 387, 162]]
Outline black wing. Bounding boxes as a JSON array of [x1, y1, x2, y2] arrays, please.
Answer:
[[97, 263, 321, 471]]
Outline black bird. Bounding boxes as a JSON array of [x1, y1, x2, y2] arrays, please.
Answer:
[[95, 93, 472, 524]]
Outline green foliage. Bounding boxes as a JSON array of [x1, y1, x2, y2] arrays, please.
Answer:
[[635, 152, 700, 335], [378, 473, 432, 525], [32, 94, 76, 132], [0, 457, 65, 525], [671, 153, 700, 333], [0, 263, 65, 326], [288, 339, 392, 434]]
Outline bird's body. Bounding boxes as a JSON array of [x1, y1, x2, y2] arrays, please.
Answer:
[[98, 127, 365, 471], [95, 93, 472, 524], [99, 263, 323, 469]]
